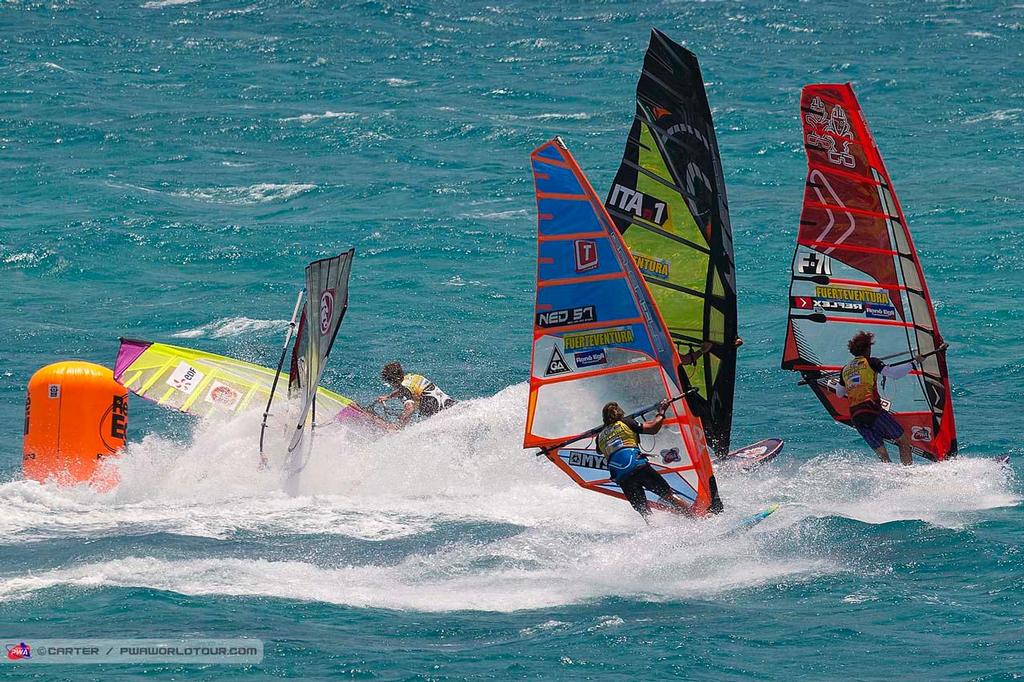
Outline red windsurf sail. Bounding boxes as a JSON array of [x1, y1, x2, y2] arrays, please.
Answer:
[[781, 84, 957, 461]]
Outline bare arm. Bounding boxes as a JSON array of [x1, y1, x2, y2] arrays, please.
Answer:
[[680, 341, 715, 366], [397, 400, 416, 427], [377, 387, 402, 402], [880, 363, 913, 380], [638, 400, 671, 433]]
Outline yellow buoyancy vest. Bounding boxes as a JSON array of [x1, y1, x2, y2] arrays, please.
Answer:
[[596, 420, 640, 456], [840, 356, 881, 415], [400, 373, 431, 400]]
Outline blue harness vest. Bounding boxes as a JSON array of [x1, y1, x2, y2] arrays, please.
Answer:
[[597, 421, 648, 483], [606, 447, 647, 483]]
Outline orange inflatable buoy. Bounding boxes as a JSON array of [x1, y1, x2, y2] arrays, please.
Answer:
[[23, 361, 127, 488]]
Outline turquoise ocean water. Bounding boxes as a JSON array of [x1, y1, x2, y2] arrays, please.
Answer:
[[2, 0, 1023, 678]]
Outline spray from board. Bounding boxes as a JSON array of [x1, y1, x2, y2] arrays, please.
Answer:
[[0, 383, 1015, 612]]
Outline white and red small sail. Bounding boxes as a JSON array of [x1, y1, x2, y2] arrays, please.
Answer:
[[287, 250, 354, 454], [524, 137, 717, 513], [781, 84, 957, 461]]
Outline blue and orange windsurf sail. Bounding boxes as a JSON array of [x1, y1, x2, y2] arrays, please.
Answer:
[[524, 137, 716, 513], [781, 84, 957, 461]]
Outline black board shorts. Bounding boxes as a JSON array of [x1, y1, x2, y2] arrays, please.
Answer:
[[618, 464, 681, 517]]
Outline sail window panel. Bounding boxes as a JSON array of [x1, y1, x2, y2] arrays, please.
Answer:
[[707, 352, 721, 389], [907, 291, 934, 331], [529, 365, 668, 441]]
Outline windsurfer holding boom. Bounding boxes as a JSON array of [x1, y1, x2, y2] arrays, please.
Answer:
[[375, 361, 455, 428], [678, 336, 743, 459], [835, 331, 924, 465], [596, 401, 696, 521], [678, 336, 743, 370]]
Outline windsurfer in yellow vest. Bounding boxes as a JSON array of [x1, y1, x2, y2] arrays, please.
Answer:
[[596, 401, 695, 521], [375, 361, 455, 428], [836, 331, 923, 465]]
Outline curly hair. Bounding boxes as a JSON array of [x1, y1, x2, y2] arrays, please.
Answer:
[[847, 331, 875, 357], [602, 402, 625, 425], [381, 361, 404, 384]]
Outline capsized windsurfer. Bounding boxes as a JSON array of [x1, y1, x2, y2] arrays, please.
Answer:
[[375, 361, 455, 427], [835, 331, 923, 465], [596, 401, 701, 520]]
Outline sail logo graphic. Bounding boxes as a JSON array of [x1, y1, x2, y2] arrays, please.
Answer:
[[563, 327, 634, 352], [319, 289, 336, 336], [865, 303, 897, 320], [574, 348, 607, 368], [815, 299, 864, 314], [912, 426, 933, 442], [166, 362, 204, 394], [6, 642, 31, 660], [814, 286, 888, 304], [797, 251, 831, 276], [567, 450, 607, 470], [574, 240, 598, 272], [536, 305, 596, 329], [632, 252, 670, 280], [205, 381, 243, 410], [805, 96, 856, 168], [607, 184, 667, 225], [544, 346, 571, 376]]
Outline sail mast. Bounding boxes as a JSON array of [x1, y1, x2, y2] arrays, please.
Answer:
[[259, 288, 305, 465]]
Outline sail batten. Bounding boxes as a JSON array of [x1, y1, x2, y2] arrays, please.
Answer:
[[781, 83, 957, 461]]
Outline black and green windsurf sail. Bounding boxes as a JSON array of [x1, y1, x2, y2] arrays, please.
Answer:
[[605, 29, 737, 458]]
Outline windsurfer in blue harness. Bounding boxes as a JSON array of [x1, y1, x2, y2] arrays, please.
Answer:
[[596, 401, 694, 521], [375, 361, 455, 428], [835, 331, 923, 465]]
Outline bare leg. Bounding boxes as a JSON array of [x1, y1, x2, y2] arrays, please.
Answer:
[[873, 445, 891, 463], [896, 433, 913, 466]]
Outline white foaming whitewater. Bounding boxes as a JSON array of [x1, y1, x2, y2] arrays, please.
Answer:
[[0, 385, 1016, 611], [171, 316, 288, 339]]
